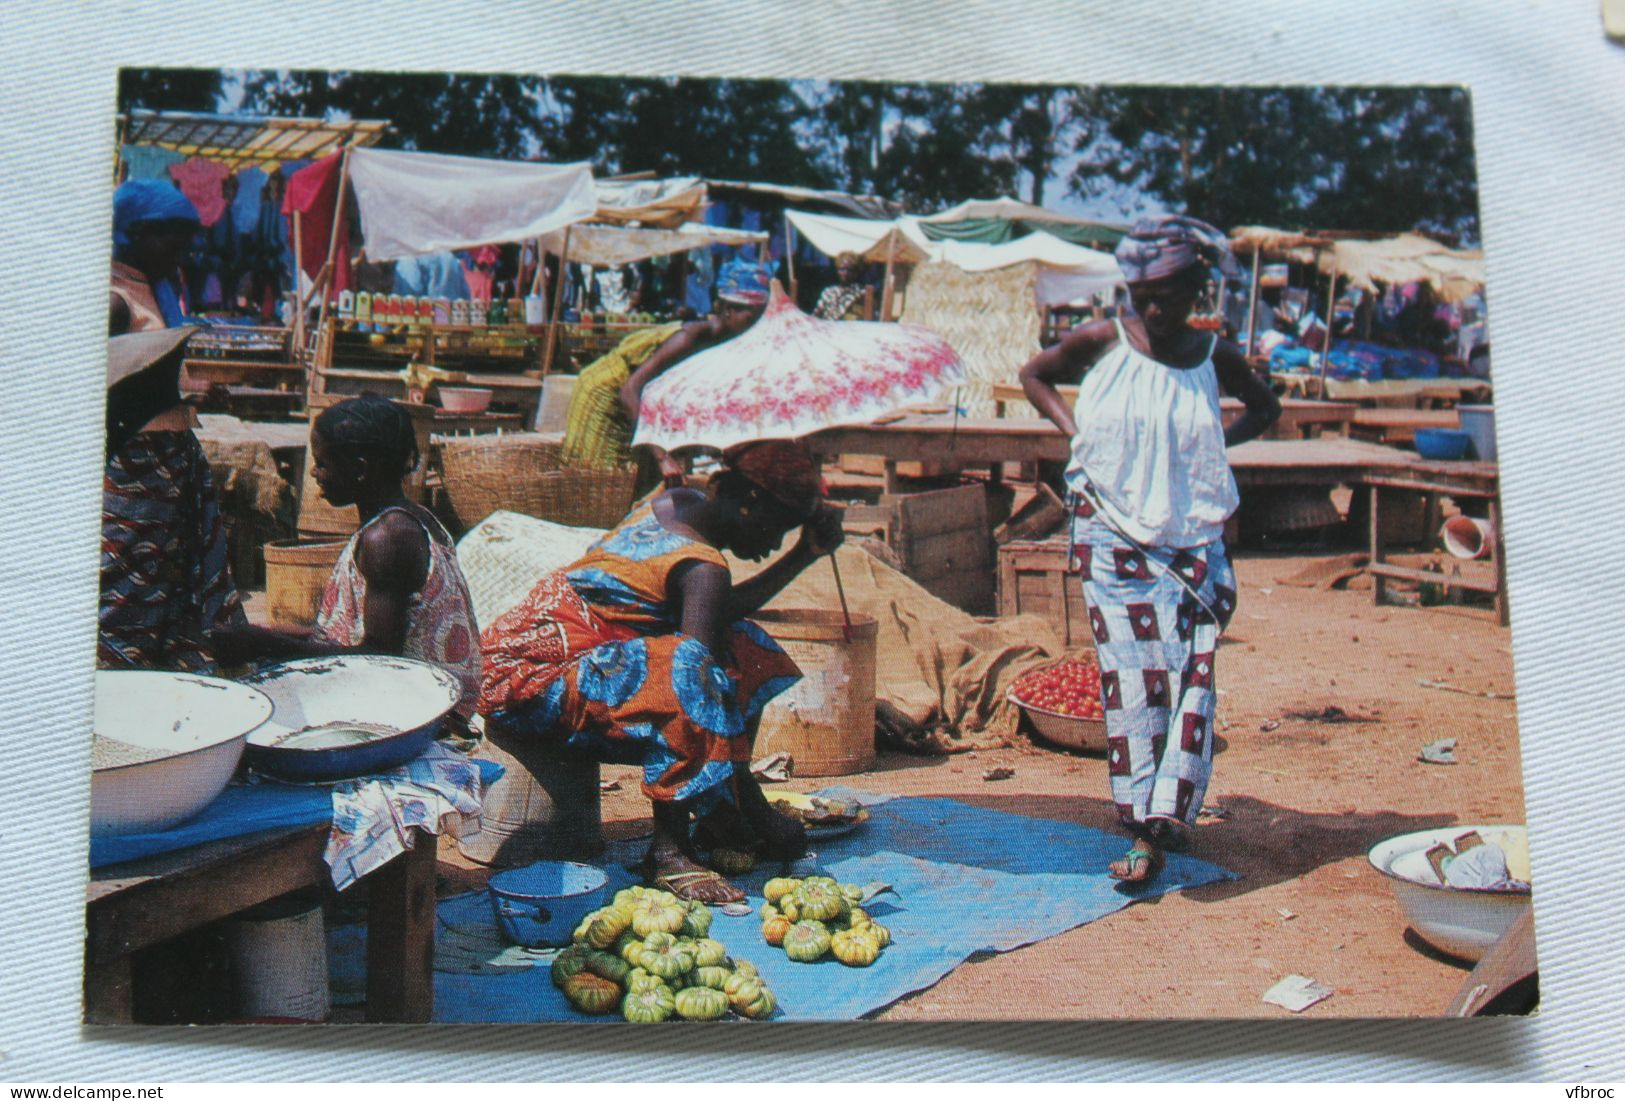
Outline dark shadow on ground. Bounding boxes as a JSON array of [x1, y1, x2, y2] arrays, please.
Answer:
[[910, 790, 1456, 904]]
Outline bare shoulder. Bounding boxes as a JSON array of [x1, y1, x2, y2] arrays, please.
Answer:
[[356, 510, 431, 583]]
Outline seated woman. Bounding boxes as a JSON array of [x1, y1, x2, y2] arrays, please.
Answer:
[[100, 327, 246, 673], [215, 395, 483, 723], [478, 441, 843, 903], [561, 258, 771, 488]]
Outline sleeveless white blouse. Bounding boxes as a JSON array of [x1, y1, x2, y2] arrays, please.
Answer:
[[1063, 322, 1240, 548]]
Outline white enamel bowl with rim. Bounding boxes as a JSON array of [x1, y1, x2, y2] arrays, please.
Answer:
[[92, 670, 274, 835], [1367, 824, 1532, 962]]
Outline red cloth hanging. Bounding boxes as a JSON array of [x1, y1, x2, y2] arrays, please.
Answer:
[[283, 152, 352, 296]]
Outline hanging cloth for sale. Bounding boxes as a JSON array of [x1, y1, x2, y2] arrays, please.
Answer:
[[283, 152, 351, 296]]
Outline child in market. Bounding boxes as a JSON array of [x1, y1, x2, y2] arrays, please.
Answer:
[[216, 395, 482, 723]]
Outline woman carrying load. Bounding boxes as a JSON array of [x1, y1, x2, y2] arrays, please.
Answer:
[[1018, 215, 1280, 884], [478, 441, 843, 903], [561, 258, 771, 488]]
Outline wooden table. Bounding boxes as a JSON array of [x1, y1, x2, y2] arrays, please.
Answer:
[[85, 823, 437, 1024], [989, 383, 1357, 441], [1350, 408, 1460, 445], [809, 415, 1419, 493], [1365, 459, 1506, 625]]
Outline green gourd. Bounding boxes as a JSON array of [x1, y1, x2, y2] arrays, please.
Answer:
[[550, 945, 591, 988], [625, 967, 666, 994], [839, 882, 864, 903], [724, 971, 776, 1019], [691, 965, 731, 990], [583, 948, 631, 985], [830, 928, 880, 967], [868, 922, 892, 948], [630, 893, 689, 937], [585, 906, 632, 949], [679, 901, 713, 939], [690, 937, 728, 968], [782, 920, 833, 963], [673, 985, 729, 1021], [562, 971, 622, 1014], [762, 877, 800, 904], [637, 931, 695, 979], [622, 984, 675, 1023], [615, 932, 645, 965], [792, 880, 847, 923]]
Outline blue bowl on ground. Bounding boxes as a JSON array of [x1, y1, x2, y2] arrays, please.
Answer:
[[488, 860, 610, 947], [1414, 428, 1473, 461]]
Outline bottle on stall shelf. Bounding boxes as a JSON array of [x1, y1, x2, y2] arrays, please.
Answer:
[[451, 298, 469, 326], [418, 296, 436, 327], [355, 291, 373, 330], [388, 294, 406, 329], [337, 289, 355, 321], [508, 296, 525, 326], [433, 297, 451, 325], [488, 295, 507, 326], [470, 297, 488, 327]]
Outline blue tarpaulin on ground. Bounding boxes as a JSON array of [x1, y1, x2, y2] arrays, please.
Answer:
[[329, 789, 1237, 1021]]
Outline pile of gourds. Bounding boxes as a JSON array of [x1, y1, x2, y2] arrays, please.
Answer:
[[758, 876, 892, 967], [551, 885, 777, 1022]]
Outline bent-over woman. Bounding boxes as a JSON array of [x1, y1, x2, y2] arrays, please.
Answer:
[[478, 441, 842, 902], [1019, 215, 1280, 884]]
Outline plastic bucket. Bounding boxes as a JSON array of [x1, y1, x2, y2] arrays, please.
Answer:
[[224, 895, 330, 1022], [1458, 405, 1497, 462], [1442, 515, 1495, 560], [456, 725, 603, 867], [488, 860, 609, 947], [752, 609, 879, 777], [262, 539, 346, 627]]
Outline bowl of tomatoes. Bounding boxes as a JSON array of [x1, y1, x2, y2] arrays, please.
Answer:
[[1007, 657, 1108, 753]]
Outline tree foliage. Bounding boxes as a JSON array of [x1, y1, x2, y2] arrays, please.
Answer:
[[116, 69, 1481, 240]]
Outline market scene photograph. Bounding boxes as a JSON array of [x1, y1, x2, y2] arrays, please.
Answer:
[[87, 68, 1531, 1026]]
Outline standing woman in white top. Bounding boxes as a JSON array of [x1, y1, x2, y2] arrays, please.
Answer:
[[1019, 216, 1280, 884]]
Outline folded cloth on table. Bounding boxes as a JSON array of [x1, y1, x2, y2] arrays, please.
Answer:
[[326, 741, 488, 890]]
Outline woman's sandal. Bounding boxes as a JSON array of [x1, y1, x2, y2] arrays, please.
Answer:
[[653, 868, 746, 904], [1108, 846, 1164, 884]]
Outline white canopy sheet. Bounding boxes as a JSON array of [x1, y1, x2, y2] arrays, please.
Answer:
[[783, 209, 931, 264], [539, 221, 768, 267], [347, 149, 597, 260]]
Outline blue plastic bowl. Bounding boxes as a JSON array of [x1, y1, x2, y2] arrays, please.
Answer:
[[488, 860, 610, 947], [1414, 428, 1473, 461]]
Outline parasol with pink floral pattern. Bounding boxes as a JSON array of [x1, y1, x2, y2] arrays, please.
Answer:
[[632, 281, 965, 453]]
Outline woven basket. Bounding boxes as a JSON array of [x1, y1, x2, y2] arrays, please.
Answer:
[[438, 434, 566, 530], [528, 465, 641, 529]]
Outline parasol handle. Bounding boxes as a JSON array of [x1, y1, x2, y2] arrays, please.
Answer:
[[829, 552, 854, 643]]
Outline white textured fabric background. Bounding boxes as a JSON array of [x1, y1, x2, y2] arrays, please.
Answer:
[[2, 0, 1620, 1081]]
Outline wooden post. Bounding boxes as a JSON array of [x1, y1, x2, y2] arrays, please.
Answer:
[[291, 209, 306, 368], [880, 241, 897, 322], [1368, 482, 1386, 609], [311, 147, 354, 380], [784, 221, 798, 302], [530, 236, 547, 295], [541, 224, 572, 378], [1245, 246, 1262, 356], [365, 832, 437, 1023], [1318, 254, 1337, 394]]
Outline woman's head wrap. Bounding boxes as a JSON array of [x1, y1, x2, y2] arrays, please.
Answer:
[[113, 180, 200, 252], [721, 440, 824, 518], [716, 258, 772, 305], [1114, 214, 1240, 284]]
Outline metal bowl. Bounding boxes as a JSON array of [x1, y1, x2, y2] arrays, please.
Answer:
[[1368, 825, 1532, 962], [488, 860, 610, 947], [241, 655, 461, 781], [1007, 689, 1108, 753], [92, 670, 274, 835]]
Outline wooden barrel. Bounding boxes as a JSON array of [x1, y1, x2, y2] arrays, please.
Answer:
[[752, 609, 879, 777], [262, 539, 345, 628]]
